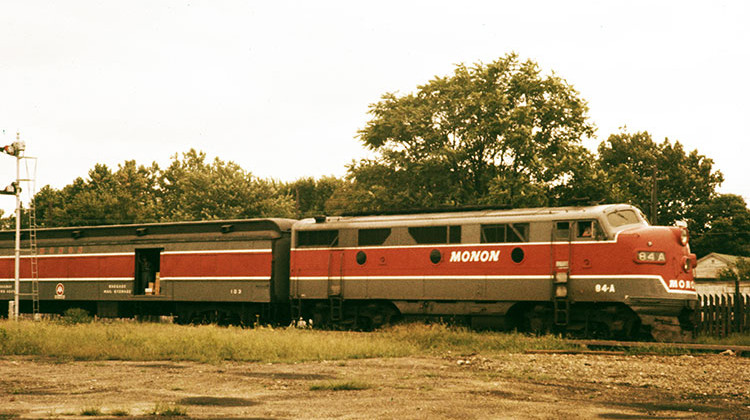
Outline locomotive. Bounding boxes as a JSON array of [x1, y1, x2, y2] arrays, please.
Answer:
[[0, 204, 697, 340]]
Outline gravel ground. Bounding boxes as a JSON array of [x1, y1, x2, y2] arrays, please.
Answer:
[[1, 352, 748, 419]]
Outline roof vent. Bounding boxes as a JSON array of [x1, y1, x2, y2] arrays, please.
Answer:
[[314, 216, 326, 223], [221, 224, 234, 234], [71, 230, 83, 239], [135, 227, 148, 236]]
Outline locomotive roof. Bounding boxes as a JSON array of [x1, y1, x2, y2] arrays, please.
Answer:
[[295, 204, 643, 229], [0, 218, 297, 242]]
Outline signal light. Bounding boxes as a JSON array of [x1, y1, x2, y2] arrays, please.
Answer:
[[1, 140, 25, 157], [0, 182, 19, 195]]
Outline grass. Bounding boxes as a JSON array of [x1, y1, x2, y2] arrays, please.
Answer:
[[79, 407, 102, 416], [148, 402, 187, 417], [109, 408, 130, 416], [1, 318, 747, 363], [0, 320, 415, 363], [692, 332, 750, 347], [309, 380, 372, 391], [0, 320, 576, 363]]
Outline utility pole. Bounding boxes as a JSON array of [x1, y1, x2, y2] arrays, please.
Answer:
[[650, 166, 665, 225], [1, 133, 25, 320]]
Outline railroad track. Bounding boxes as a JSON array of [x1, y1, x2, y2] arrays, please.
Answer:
[[525, 339, 750, 356]]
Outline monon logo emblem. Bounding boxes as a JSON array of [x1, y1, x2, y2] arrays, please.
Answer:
[[449, 250, 501, 263]]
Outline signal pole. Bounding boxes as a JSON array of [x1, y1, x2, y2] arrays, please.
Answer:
[[1, 133, 25, 320]]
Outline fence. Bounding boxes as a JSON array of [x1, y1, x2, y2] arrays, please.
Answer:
[[692, 293, 750, 337]]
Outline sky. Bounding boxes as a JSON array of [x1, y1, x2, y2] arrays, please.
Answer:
[[1, 1, 748, 216]]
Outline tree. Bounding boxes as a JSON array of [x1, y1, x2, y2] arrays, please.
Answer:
[[350, 53, 595, 212], [279, 176, 346, 218], [597, 130, 723, 225], [156, 149, 295, 221], [25, 149, 296, 227], [690, 194, 750, 258], [32, 161, 160, 227], [717, 258, 750, 286]]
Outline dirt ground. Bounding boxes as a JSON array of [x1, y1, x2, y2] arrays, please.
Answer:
[[0, 352, 748, 419]]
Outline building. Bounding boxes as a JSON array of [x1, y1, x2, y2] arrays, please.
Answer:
[[694, 253, 750, 295]]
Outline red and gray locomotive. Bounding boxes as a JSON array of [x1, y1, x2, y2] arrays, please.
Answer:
[[0, 204, 697, 339]]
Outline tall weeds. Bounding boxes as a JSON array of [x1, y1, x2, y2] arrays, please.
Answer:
[[0, 320, 416, 363], [7, 320, 707, 363]]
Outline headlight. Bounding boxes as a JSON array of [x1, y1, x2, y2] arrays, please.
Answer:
[[682, 257, 691, 272], [680, 228, 688, 246]]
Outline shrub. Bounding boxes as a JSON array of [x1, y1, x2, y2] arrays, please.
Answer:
[[149, 402, 187, 417], [61, 308, 93, 324], [79, 407, 102, 416]]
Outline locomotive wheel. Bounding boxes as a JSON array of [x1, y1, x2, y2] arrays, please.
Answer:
[[311, 302, 330, 329], [522, 304, 553, 335], [357, 303, 399, 331]]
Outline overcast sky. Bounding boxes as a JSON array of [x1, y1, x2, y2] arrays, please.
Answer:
[[1, 1, 748, 216]]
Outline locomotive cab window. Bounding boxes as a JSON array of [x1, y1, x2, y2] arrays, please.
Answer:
[[554, 222, 571, 241], [358, 228, 391, 246], [297, 230, 339, 247], [135, 248, 161, 296], [576, 220, 600, 240], [607, 209, 642, 227], [408, 225, 461, 244], [481, 223, 529, 243]]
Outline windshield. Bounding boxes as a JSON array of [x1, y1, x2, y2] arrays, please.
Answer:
[[606, 209, 644, 228]]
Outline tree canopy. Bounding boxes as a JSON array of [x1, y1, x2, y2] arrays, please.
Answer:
[[28, 149, 295, 227], [690, 194, 750, 257], [157, 150, 294, 221], [597, 130, 723, 226], [717, 257, 750, 284], [32, 160, 160, 227], [345, 53, 595, 212]]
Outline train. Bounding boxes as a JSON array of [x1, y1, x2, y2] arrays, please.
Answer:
[[0, 204, 698, 340]]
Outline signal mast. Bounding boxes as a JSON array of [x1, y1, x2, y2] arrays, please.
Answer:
[[1, 133, 25, 320]]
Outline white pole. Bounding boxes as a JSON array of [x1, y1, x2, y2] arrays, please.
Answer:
[[13, 141, 21, 321]]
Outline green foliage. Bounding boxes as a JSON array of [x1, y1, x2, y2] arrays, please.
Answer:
[[3, 320, 747, 362], [148, 402, 187, 417], [60, 308, 93, 324], [309, 380, 372, 391], [27, 149, 296, 227], [693, 332, 750, 347], [382, 323, 573, 353], [33, 161, 160, 227], [157, 149, 295, 221], [716, 257, 750, 283], [279, 176, 346, 218], [0, 319, 576, 363], [690, 194, 750, 257], [0, 321, 415, 363], [109, 408, 131, 417], [79, 407, 102, 416], [346, 53, 595, 212], [597, 130, 723, 225]]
